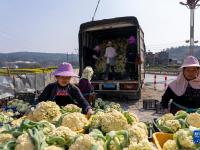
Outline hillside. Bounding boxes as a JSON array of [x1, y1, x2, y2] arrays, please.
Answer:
[[166, 45, 200, 60], [0, 52, 79, 67]]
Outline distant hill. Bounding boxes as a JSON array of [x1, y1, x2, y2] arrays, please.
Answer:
[[0, 52, 79, 67], [166, 45, 200, 60]]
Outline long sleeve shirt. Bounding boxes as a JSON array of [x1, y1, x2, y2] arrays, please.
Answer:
[[104, 47, 117, 58], [78, 78, 94, 95], [38, 82, 91, 114], [161, 85, 200, 109]]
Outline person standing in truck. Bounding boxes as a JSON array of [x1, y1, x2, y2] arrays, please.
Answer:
[[91, 45, 101, 69], [125, 36, 138, 80], [104, 41, 117, 80]]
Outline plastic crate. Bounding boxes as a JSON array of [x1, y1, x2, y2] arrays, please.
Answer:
[[153, 132, 173, 150], [156, 102, 165, 114], [15, 92, 36, 104], [143, 99, 159, 110]]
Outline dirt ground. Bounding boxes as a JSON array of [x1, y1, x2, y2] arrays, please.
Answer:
[[118, 85, 165, 122]]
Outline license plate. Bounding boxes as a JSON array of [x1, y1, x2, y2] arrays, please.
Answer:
[[102, 83, 116, 89]]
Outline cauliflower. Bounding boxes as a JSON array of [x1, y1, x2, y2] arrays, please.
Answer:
[[186, 113, 200, 128], [163, 140, 178, 150], [175, 110, 188, 119], [123, 111, 139, 125], [60, 112, 88, 131], [29, 101, 61, 123], [134, 122, 148, 135], [61, 104, 82, 113], [39, 120, 56, 135], [50, 126, 77, 140], [11, 116, 27, 127], [163, 120, 181, 133], [105, 130, 129, 150], [128, 139, 157, 150], [0, 112, 13, 123], [68, 134, 96, 150], [101, 110, 128, 133], [87, 111, 105, 129], [157, 114, 181, 133], [157, 113, 174, 125], [104, 102, 122, 112], [173, 129, 196, 150], [15, 133, 34, 150], [7, 99, 31, 113], [128, 124, 148, 142], [43, 145, 64, 150], [0, 133, 14, 144]]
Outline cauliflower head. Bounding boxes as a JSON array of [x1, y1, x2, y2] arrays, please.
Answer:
[[128, 139, 157, 150], [61, 104, 82, 113], [173, 129, 196, 149], [123, 111, 139, 125], [39, 120, 56, 135], [101, 110, 128, 133], [87, 111, 105, 129], [134, 122, 148, 135], [50, 126, 77, 140], [186, 113, 200, 128], [163, 140, 178, 150], [15, 133, 34, 150], [157, 113, 174, 125], [128, 124, 148, 142], [31, 101, 61, 123], [61, 112, 88, 131], [175, 110, 188, 119], [164, 120, 181, 133], [0, 133, 14, 144], [68, 134, 96, 150], [43, 145, 64, 150]]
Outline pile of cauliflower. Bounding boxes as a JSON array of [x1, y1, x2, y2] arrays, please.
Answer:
[[87, 109, 140, 133], [162, 128, 200, 150], [0, 100, 158, 150], [7, 99, 31, 113], [156, 110, 200, 150]]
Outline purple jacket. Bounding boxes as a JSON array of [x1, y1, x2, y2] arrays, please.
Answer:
[[78, 78, 94, 96]]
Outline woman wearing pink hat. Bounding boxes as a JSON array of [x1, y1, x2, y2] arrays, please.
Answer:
[[161, 56, 200, 114], [38, 63, 93, 115]]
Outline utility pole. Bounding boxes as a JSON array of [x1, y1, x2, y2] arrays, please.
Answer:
[[180, 0, 200, 55], [92, 0, 101, 21]]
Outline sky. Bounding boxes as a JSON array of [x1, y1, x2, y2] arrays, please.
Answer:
[[0, 0, 200, 53]]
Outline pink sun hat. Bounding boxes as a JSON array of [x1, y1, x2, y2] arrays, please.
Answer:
[[52, 62, 79, 77], [128, 36, 136, 44], [181, 56, 200, 68]]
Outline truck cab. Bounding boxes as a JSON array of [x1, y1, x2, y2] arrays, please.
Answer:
[[79, 16, 145, 100]]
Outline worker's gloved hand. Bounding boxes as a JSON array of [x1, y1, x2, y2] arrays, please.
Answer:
[[87, 108, 94, 116]]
